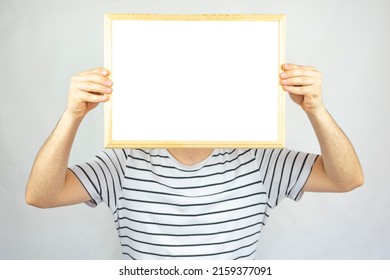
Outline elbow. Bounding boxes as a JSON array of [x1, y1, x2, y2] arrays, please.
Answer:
[[25, 191, 42, 208], [25, 196, 50, 209], [349, 168, 365, 191], [355, 172, 365, 188], [353, 174, 365, 190], [338, 172, 365, 192], [25, 183, 51, 209]]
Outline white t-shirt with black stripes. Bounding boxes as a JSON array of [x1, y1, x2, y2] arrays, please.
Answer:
[[69, 148, 318, 260]]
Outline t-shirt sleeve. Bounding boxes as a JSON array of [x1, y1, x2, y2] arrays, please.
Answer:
[[254, 148, 319, 208], [68, 149, 128, 209]]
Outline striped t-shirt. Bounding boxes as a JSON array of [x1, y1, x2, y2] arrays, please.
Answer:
[[69, 148, 318, 260]]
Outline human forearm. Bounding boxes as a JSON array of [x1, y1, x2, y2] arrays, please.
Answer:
[[306, 106, 364, 190], [26, 111, 82, 207]]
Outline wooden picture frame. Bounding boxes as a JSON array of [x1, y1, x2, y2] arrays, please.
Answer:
[[104, 14, 285, 148]]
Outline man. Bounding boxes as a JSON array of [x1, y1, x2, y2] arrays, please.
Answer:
[[26, 63, 364, 259]]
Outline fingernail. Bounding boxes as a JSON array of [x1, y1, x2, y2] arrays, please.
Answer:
[[280, 72, 287, 78], [106, 79, 112, 86], [102, 69, 108, 75]]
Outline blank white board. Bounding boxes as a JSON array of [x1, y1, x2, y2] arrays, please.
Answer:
[[104, 14, 285, 148]]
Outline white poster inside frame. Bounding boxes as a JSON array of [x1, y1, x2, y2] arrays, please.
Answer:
[[104, 14, 285, 148]]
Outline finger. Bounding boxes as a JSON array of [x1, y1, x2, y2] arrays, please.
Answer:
[[74, 81, 113, 95], [282, 63, 316, 71], [282, 85, 316, 95], [78, 90, 109, 103], [280, 68, 321, 79], [72, 73, 113, 87], [78, 67, 110, 77], [281, 76, 317, 86]]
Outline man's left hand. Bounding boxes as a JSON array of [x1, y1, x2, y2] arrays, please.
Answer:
[[280, 63, 323, 115]]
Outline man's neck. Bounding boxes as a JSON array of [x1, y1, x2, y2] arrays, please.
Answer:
[[167, 148, 214, 166]]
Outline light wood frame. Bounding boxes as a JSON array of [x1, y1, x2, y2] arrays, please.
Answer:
[[104, 14, 286, 148]]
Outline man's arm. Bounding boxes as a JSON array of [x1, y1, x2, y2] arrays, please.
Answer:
[[25, 68, 113, 208], [280, 64, 364, 192]]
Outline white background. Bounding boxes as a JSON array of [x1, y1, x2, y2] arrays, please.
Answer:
[[0, 0, 389, 260]]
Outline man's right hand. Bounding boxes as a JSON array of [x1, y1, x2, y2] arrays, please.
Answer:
[[66, 67, 113, 119]]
